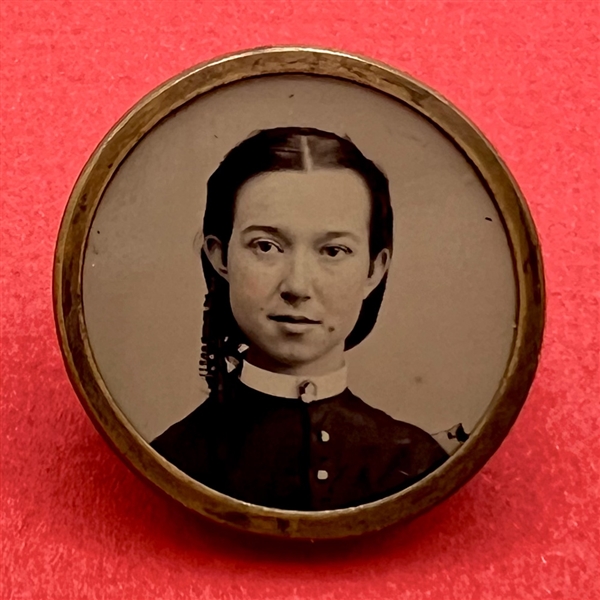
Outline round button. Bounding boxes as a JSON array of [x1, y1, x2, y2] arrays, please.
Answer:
[[320, 430, 330, 442], [317, 470, 329, 481]]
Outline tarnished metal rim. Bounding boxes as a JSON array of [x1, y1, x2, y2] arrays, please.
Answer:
[[53, 46, 545, 539]]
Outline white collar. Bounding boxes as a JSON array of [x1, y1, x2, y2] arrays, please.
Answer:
[[239, 360, 348, 402]]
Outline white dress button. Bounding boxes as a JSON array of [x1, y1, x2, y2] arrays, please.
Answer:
[[320, 430, 330, 442], [317, 470, 328, 481]]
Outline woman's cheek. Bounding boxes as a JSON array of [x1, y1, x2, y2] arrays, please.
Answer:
[[326, 262, 369, 296], [331, 271, 370, 325], [231, 257, 277, 302]]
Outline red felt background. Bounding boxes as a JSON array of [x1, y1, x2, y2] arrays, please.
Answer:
[[1, 1, 598, 598]]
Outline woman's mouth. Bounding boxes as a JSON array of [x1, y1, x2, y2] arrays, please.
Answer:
[[268, 315, 321, 324], [268, 315, 322, 333]]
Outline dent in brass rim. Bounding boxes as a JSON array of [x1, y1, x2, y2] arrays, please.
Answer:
[[53, 46, 545, 539]]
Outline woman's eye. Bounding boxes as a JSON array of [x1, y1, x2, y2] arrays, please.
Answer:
[[322, 245, 352, 258], [253, 240, 281, 254]]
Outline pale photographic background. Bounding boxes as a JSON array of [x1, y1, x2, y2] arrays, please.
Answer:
[[82, 75, 516, 441]]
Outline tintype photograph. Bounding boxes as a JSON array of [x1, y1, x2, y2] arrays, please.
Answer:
[[152, 126, 452, 511], [80, 70, 519, 515]]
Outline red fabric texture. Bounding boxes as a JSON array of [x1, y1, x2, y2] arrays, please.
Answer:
[[1, 1, 598, 598]]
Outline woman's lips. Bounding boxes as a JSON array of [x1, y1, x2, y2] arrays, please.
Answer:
[[268, 315, 322, 333], [268, 315, 321, 324]]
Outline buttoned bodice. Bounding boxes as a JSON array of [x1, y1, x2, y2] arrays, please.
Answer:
[[151, 378, 448, 511]]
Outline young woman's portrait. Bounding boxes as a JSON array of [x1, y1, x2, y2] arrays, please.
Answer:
[[81, 74, 516, 517], [150, 128, 450, 510]]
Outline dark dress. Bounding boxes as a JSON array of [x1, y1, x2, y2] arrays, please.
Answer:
[[151, 379, 449, 511]]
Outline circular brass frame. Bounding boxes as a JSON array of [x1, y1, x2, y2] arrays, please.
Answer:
[[53, 46, 545, 539]]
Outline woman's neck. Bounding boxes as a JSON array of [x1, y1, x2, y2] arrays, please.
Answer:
[[244, 344, 345, 377]]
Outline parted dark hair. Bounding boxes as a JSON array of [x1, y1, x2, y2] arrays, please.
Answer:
[[199, 127, 393, 397]]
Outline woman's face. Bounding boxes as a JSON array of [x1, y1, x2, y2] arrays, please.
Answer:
[[205, 168, 389, 376]]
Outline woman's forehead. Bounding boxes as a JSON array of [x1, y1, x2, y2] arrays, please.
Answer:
[[233, 169, 371, 235]]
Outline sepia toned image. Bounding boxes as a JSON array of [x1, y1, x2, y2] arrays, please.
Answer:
[[151, 126, 451, 510], [54, 47, 543, 537], [81, 73, 516, 512]]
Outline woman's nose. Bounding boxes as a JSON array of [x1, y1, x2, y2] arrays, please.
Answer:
[[279, 253, 312, 305]]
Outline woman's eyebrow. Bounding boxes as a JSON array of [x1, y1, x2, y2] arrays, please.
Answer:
[[319, 231, 362, 243], [241, 225, 292, 244], [242, 225, 282, 235]]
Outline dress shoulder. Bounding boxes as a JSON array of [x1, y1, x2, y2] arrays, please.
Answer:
[[336, 390, 450, 477], [149, 396, 222, 480]]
